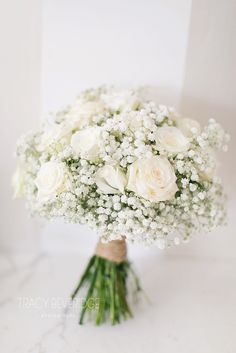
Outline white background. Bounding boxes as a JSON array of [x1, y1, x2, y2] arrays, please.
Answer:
[[0, 0, 236, 352], [0, 0, 42, 251], [41, 0, 192, 253]]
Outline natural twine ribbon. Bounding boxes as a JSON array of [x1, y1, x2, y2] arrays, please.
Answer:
[[95, 238, 127, 263]]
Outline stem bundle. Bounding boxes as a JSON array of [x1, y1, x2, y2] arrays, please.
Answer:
[[71, 240, 141, 325]]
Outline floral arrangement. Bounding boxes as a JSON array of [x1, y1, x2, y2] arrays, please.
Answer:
[[14, 86, 229, 325]]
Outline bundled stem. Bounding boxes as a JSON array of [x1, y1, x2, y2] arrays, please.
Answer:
[[71, 239, 141, 325]]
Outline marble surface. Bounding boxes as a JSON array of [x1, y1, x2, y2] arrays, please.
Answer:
[[1, 213, 236, 353]]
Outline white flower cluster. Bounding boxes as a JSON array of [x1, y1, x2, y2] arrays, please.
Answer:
[[14, 86, 229, 248]]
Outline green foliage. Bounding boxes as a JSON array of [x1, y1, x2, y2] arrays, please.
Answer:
[[71, 256, 141, 325]]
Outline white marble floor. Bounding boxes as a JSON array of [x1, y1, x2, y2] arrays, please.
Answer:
[[1, 221, 236, 353]]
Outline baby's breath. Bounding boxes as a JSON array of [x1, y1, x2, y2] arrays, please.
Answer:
[[15, 86, 229, 249]]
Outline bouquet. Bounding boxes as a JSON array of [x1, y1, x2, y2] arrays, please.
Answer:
[[13, 86, 229, 325]]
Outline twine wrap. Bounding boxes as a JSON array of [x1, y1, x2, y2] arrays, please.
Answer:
[[95, 239, 127, 263]]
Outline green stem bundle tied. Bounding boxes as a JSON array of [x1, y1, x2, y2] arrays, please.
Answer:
[[71, 239, 141, 325]]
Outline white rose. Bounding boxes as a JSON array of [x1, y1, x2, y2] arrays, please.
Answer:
[[177, 118, 201, 137], [156, 126, 190, 153], [101, 90, 140, 112], [35, 161, 68, 199], [71, 126, 102, 161], [127, 156, 178, 202], [95, 165, 127, 194], [66, 100, 104, 129], [38, 123, 72, 151], [199, 150, 217, 181], [12, 164, 26, 198]]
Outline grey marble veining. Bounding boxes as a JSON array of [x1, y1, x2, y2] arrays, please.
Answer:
[[0, 239, 236, 353]]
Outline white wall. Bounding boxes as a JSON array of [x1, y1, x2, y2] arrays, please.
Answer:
[[0, 0, 42, 251], [41, 0, 192, 112], [181, 0, 236, 188], [176, 0, 236, 259], [41, 0, 192, 254]]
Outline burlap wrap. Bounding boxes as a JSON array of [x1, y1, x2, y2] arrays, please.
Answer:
[[95, 238, 127, 263]]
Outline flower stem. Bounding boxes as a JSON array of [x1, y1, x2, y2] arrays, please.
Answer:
[[71, 255, 141, 325]]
